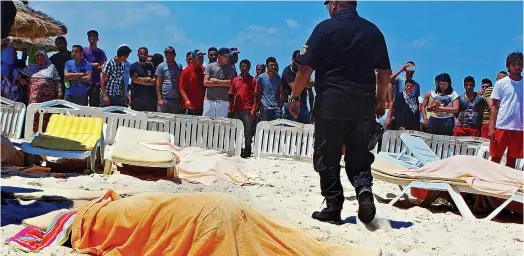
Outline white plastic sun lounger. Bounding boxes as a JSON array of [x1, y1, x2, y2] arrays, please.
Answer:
[[103, 126, 177, 177], [20, 114, 104, 173], [379, 133, 441, 169], [1, 97, 26, 140], [372, 155, 523, 220]]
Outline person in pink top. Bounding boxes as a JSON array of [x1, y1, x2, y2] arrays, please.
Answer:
[[489, 52, 523, 169]]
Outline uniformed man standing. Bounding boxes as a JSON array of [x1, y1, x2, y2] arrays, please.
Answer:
[[290, 0, 391, 224]]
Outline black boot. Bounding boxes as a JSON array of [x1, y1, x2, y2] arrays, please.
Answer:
[[357, 186, 376, 223], [312, 208, 343, 225], [241, 148, 251, 158]]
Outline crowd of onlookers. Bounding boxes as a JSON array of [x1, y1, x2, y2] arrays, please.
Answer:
[[1, 30, 314, 158], [1, 29, 522, 163], [381, 53, 523, 169]]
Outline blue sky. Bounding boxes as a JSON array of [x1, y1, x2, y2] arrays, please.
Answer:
[[30, 1, 523, 94]]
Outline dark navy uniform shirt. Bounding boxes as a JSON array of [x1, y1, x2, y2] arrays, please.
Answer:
[[295, 8, 391, 120]]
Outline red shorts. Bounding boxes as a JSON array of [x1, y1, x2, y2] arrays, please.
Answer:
[[480, 123, 490, 139], [452, 126, 480, 137], [490, 129, 523, 159]]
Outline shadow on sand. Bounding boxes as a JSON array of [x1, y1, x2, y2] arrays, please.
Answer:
[[1, 186, 73, 227], [343, 216, 414, 231]]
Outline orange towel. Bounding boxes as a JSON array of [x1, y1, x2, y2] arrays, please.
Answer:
[[71, 190, 380, 256]]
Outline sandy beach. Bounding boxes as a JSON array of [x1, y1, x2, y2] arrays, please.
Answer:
[[1, 156, 523, 256]]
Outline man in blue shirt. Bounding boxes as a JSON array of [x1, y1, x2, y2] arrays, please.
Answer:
[[257, 57, 283, 121], [64, 45, 92, 106]]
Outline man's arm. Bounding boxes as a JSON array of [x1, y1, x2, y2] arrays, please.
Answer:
[[376, 69, 392, 110], [253, 79, 260, 113], [203, 74, 216, 87], [100, 73, 109, 96], [64, 70, 86, 80], [179, 70, 191, 108], [79, 72, 92, 83], [390, 65, 405, 85], [210, 78, 232, 87], [132, 76, 156, 86], [156, 74, 164, 102], [489, 98, 499, 129], [386, 83, 394, 122], [228, 80, 236, 113], [92, 52, 108, 72]]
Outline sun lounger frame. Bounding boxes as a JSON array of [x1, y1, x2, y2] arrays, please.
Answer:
[[1, 96, 26, 140], [254, 119, 315, 161], [145, 112, 244, 157], [381, 130, 489, 159], [372, 168, 524, 220]]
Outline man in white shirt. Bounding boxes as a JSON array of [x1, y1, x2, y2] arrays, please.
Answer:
[[489, 52, 523, 169]]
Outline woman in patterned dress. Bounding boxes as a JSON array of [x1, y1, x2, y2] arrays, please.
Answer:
[[18, 51, 62, 132]]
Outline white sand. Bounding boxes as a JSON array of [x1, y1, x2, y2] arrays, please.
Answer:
[[1, 157, 523, 255]]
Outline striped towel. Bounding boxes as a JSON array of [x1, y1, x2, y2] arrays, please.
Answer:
[[5, 210, 77, 252]]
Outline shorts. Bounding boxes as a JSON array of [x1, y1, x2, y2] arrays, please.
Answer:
[[203, 100, 228, 118], [489, 129, 523, 159], [480, 123, 490, 139], [452, 126, 480, 137]]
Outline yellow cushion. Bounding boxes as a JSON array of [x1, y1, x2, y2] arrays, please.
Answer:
[[31, 115, 103, 151]]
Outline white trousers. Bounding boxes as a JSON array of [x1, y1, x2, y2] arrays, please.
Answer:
[[203, 100, 229, 118]]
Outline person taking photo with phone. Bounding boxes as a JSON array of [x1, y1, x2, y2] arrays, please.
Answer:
[[387, 61, 420, 129]]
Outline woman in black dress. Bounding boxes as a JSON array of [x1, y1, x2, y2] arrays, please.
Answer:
[[392, 79, 420, 131]]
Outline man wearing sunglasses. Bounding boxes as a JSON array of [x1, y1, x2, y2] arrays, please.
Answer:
[[290, 0, 391, 225], [203, 47, 218, 70]]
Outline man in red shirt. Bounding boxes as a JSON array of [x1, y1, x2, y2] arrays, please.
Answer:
[[229, 59, 258, 158], [179, 50, 206, 115]]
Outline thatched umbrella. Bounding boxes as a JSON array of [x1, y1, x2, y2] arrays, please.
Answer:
[[9, 1, 67, 39], [8, 37, 55, 52]]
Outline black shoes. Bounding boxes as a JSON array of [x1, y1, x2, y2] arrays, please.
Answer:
[[312, 208, 343, 225], [357, 187, 376, 224], [241, 148, 252, 158]]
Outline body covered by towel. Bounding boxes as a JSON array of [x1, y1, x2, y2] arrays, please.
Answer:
[[407, 155, 523, 197], [71, 190, 379, 256]]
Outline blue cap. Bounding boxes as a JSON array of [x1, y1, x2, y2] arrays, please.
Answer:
[[217, 47, 232, 57]]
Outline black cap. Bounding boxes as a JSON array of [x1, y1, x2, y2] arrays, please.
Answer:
[[117, 44, 132, 57]]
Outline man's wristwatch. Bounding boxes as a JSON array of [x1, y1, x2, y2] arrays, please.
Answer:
[[288, 96, 300, 103]]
